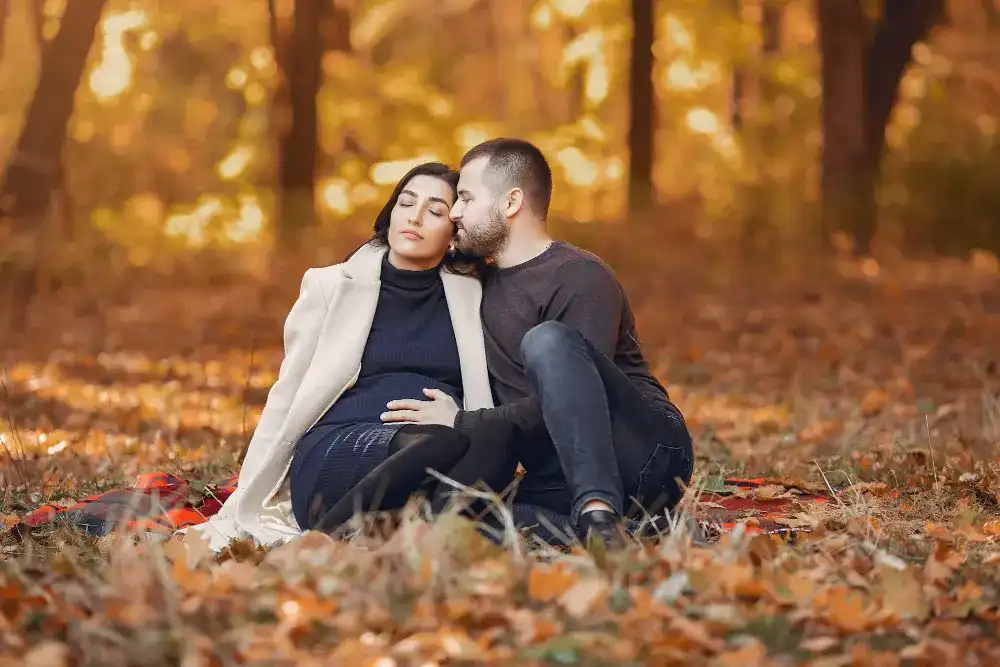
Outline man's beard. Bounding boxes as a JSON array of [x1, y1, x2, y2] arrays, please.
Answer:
[[454, 200, 511, 258]]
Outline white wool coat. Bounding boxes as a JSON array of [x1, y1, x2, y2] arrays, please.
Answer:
[[186, 242, 494, 551]]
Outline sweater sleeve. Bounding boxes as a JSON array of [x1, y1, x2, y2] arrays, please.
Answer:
[[235, 269, 328, 485], [454, 259, 624, 434], [454, 394, 543, 435]]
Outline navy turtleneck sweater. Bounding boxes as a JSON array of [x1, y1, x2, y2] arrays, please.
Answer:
[[316, 254, 463, 427]]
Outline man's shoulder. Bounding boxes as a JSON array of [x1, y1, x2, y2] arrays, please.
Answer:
[[549, 242, 619, 282]]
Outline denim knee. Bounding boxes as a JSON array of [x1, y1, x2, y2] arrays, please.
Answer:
[[519, 321, 583, 369]]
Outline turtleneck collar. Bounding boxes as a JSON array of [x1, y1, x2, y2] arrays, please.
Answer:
[[380, 252, 442, 290]]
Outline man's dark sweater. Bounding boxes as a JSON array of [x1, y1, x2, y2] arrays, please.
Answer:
[[454, 241, 674, 487]]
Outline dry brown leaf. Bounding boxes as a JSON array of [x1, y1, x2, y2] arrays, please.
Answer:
[[527, 563, 578, 603], [876, 563, 929, 621], [558, 578, 606, 618], [860, 389, 890, 417], [824, 586, 871, 633]]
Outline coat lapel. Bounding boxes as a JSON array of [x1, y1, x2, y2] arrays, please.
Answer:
[[441, 270, 494, 410]]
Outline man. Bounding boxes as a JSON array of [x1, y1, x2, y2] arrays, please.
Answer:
[[383, 138, 693, 547]]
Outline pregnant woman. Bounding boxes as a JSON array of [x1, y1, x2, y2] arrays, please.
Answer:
[[191, 162, 516, 551]]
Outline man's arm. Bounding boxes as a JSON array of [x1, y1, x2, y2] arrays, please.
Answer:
[[454, 258, 625, 431], [454, 394, 542, 432]]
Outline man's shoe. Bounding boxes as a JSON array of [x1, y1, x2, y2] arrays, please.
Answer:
[[576, 509, 629, 552]]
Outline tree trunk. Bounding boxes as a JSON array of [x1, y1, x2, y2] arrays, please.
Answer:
[[0, 0, 107, 343], [627, 0, 656, 220], [865, 0, 944, 173], [817, 0, 871, 253], [817, 0, 944, 255], [273, 0, 329, 250], [0, 0, 106, 220]]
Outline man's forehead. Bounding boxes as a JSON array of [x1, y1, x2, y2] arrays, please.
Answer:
[[459, 156, 489, 181]]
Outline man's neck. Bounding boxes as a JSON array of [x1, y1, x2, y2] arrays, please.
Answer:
[[494, 224, 553, 269]]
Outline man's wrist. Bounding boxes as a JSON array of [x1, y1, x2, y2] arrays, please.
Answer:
[[453, 409, 471, 430]]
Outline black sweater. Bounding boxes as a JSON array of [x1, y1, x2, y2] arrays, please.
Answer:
[[454, 241, 673, 439]]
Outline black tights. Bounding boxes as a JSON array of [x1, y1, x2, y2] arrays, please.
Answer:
[[311, 421, 518, 533]]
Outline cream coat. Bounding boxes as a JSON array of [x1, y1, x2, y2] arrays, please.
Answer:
[[187, 242, 494, 551]]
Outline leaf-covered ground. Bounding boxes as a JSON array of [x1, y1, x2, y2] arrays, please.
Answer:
[[1, 247, 1000, 666]]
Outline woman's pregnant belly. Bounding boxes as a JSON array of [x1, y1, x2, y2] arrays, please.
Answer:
[[317, 372, 463, 426]]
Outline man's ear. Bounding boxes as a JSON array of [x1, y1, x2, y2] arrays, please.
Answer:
[[504, 188, 525, 218]]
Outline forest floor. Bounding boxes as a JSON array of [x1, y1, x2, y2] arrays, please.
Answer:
[[1, 242, 1000, 666]]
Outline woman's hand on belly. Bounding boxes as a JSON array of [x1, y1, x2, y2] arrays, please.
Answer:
[[381, 388, 460, 427]]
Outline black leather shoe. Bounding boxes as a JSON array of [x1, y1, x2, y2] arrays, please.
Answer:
[[576, 509, 629, 552]]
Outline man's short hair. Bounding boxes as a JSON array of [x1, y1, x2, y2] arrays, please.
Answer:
[[460, 138, 553, 219]]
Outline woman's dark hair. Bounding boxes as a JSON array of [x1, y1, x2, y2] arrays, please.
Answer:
[[345, 161, 486, 277]]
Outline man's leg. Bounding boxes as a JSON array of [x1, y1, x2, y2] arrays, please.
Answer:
[[431, 420, 520, 515], [519, 321, 693, 531]]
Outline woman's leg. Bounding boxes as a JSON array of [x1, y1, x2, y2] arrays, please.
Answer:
[[312, 424, 469, 532], [430, 420, 520, 515]]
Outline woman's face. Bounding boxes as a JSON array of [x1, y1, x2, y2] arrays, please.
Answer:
[[386, 174, 456, 271]]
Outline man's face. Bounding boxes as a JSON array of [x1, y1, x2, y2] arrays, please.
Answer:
[[450, 157, 511, 257]]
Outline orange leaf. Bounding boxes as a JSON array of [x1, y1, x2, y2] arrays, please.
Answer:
[[527, 563, 578, 603], [860, 388, 890, 417], [825, 586, 870, 633]]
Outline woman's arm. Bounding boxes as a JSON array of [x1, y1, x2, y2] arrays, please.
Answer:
[[236, 269, 328, 485]]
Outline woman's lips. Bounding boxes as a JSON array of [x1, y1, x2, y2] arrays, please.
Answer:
[[400, 230, 422, 240]]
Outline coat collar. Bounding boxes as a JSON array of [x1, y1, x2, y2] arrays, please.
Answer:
[[342, 241, 387, 282]]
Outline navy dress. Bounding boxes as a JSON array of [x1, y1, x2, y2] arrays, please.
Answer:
[[289, 255, 463, 528]]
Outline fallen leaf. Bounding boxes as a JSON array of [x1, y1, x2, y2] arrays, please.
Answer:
[[527, 563, 578, 603], [558, 578, 606, 618], [860, 389, 890, 417]]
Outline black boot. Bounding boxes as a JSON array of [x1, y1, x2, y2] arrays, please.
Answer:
[[576, 509, 629, 551]]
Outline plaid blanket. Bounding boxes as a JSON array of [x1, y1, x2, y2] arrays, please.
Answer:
[[9, 473, 833, 541], [14, 472, 238, 538]]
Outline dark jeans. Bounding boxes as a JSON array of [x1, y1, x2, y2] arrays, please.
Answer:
[[311, 422, 518, 532], [517, 321, 694, 524]]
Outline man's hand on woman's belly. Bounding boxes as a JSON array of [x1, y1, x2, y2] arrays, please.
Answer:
[[381, 388, 460, 427]]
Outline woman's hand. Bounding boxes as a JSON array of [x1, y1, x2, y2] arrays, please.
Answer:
[[381, 388, 460, 427]]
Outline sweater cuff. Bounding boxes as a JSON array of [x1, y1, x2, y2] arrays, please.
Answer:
[[453, 409, 476, 431]]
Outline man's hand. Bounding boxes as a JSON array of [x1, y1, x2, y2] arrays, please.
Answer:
[[381, 388, 460, 426]]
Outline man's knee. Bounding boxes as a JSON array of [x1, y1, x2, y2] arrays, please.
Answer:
[[519, 321, 583, 368]]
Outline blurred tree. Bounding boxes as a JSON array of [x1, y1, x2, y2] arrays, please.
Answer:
[[628, 0, 655, 219], [272, 0, 350, 250], [1, 0, 108, 222], [817, 0, 945, 255], [0, 0, 107, 333]]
